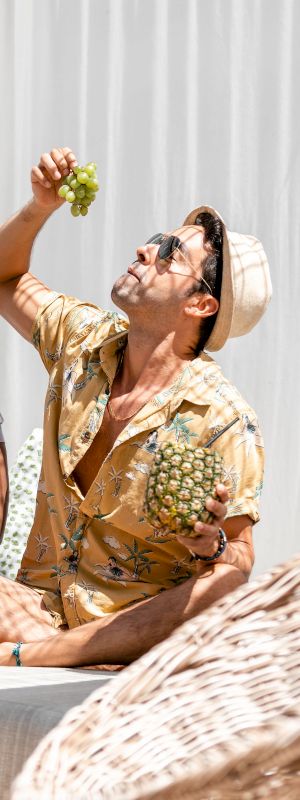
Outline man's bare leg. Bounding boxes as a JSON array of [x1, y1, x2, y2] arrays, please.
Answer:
[[0, 576, 62, 643], [15, 563, 246, 667]]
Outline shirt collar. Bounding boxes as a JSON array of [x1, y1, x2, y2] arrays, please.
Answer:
[[180, 351, 222, 405], [92, 321, 221, 410], [97, 331, 128, 385]]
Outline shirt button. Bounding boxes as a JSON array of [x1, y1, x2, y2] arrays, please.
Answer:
[[82, 431, 91, 441]]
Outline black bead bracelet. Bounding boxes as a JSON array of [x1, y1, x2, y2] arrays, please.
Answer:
[[192, 528, 227, 562]]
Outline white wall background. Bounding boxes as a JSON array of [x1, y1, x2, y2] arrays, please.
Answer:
[[0, 0, 299, 575]]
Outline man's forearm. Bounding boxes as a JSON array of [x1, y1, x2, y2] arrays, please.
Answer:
[[0, 442, 9, 543], [19, 563, 246, 667], [0, 199, 54, 283]]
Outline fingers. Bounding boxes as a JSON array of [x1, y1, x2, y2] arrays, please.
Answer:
[[205, 496, 226, 521], [176, 483, 229, 555], [32, 147, 78, 188], [214, 483, 229, 504], [193, 519, 219, 537], [192, 484, 228, 538], [31, 165, 52, 188], [49, 147, 78, 176], [177, 531, 219, 554]]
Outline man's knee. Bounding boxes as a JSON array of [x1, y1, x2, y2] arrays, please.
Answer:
[[207, 561, 247, 594], [192, 562, 247, 612]]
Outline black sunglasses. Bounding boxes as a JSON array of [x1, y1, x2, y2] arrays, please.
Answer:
[[144, 232, 213, 293], [145, 233, 183, 262]]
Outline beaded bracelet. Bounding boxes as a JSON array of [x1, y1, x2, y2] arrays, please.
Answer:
[[11, 641, 23, 666], [192, 528, 227, 562]]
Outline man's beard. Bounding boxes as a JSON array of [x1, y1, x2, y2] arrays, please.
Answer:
[[110, 273, 138, 313]]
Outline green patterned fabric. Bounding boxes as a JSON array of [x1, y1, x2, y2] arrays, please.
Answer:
[[0, 429, 43, 580]]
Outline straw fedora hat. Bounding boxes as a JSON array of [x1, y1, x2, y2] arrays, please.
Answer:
[[182, 205, 272, 352]]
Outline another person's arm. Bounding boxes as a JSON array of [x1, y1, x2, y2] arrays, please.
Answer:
[[0, 147, 78, 340], [0, 417, 9, 543]]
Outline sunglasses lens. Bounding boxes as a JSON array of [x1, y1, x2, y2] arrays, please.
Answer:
[[158, 236, 181, 261], [145, 233, 164, 245], [158, 239, 172, 260]]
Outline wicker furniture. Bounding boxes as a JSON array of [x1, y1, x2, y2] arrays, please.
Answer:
[[11, 553, 300, 799]]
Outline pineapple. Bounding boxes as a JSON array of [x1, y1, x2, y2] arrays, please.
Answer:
[[144, 441, 224, 538]]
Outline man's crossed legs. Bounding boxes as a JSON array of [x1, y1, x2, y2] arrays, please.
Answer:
[[0, 575, 61, 643], [0, 563, 246, 667]]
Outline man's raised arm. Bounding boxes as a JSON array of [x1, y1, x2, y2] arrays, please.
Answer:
[[0, 147, 78, 340]]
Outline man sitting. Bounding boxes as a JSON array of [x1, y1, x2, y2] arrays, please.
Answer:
[[0, 147, 271, 668]]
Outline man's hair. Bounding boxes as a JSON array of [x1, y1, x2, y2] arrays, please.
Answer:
[[186, 211, 223, 355]]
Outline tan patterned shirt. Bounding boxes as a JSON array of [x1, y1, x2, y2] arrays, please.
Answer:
[[16, 293, 264, 628]]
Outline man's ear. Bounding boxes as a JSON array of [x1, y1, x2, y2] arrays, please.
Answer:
[[183, 295, 219, 320]]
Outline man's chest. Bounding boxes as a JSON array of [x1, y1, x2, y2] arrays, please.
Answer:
[[72, 409, 128, 496]]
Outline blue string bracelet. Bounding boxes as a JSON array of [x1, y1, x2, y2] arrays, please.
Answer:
[[12, 641, 23, 666]]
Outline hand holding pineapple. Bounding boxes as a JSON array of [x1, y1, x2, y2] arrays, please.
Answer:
[[176, 482, 228, 559], [144, 441, 229, 560]]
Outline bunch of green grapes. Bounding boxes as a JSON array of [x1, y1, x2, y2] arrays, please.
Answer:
[[58, 161, 99, 217]]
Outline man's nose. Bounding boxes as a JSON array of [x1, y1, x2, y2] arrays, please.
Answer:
[[136, 245, 155, 265]]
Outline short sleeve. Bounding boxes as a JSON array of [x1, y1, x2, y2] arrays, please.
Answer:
[[31, 292, 108, 373], [210, 413, 264, 524]]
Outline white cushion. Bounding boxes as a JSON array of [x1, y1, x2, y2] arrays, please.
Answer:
[[0, 666, 114, 799]]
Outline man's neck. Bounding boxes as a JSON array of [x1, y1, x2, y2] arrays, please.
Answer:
[[118, 326, 190, 394]]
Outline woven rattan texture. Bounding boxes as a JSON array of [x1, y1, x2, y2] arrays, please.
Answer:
[[12, 555, 300, 799]]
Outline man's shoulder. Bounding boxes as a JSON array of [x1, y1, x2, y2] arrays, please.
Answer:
[[188, 352, 259, 424], [32, 293, 129, 372], [65, 302, 129, 344], [35, 292, 129, 345]]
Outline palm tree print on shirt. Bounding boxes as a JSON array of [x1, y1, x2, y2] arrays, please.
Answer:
[[63, 495, 80, 529], [46, 379, 62, 408], [72, 361, 98, 392], [164, 413, 198, 444], [34, 533, 52, 562], [234, 415, 264, 456], [108, 467, 123, 497], [56, 523, 86, 575], [58, 434, 71, 452], [122, 539, 159, 579], [88, 393, 108, 433], [45, 344, 64, 363], [94, 556, 136, 584]]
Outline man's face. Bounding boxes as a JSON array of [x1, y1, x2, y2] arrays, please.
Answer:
[[111, 225, 208, 325]]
